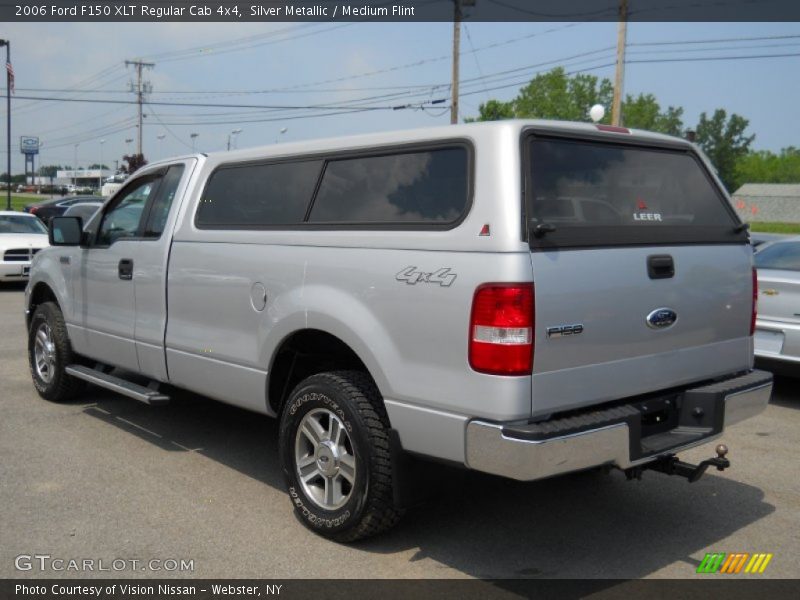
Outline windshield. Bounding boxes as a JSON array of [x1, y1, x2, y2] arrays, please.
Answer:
[[755, 241, 800, 271], [0, 215, 48, 235], [526, 136, 746, 248]]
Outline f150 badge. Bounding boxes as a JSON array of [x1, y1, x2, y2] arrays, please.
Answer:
[[546, 324, 584, 338], [396, 266, 457, 287]]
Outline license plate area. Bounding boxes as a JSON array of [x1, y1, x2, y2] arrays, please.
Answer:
[[634, 394, 680, 438], [755, 329, 784, 354]]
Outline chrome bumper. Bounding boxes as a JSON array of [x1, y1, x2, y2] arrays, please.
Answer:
[[465, 370, 773, 482]]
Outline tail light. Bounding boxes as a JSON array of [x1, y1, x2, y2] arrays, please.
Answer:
[[469, 283, 534, 376], [751, 267, 758, 336]]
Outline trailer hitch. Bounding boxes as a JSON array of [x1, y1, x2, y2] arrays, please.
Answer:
[[625, 444, 730, 483]]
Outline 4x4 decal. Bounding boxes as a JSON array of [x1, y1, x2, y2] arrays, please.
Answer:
[[396, 266, 457, 287]]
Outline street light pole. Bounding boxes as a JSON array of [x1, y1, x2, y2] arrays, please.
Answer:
[[73, 143, 79, 189], [0, 39, 10, 210], [275, 127, 287, 144], [227, 128, 242, 151], [157, 133, 165, 159], [99, 139, 105, 193], [190, 133, 198, 152]]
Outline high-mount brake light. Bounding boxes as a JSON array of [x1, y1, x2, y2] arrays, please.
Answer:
[[595, 124, 631, 134]]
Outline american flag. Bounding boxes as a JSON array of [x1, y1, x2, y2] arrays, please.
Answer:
[[6, 61, 14, 94]]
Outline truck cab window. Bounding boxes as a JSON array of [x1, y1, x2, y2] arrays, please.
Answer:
[[97, 179, 160, 246], [144, 165, 185, 238]]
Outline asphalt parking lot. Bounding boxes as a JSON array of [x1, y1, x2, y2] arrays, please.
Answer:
[[1, 282, 798, 580]]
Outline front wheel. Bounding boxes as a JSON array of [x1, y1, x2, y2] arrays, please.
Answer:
[[279, 371, 401, 542], [28, 301, 83, 402]]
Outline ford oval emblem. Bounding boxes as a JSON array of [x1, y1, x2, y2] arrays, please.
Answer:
[[646, 308, 677, 330]]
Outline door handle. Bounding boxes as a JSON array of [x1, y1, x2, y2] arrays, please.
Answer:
[[647, 254, 675, 280], [118, 259, 134, 280]]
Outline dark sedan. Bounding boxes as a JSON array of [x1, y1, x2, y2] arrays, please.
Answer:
[[24, 195, 101, 224]]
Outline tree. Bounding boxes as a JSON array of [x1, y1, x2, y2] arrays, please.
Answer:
[[621, 93, 684, 136], [88, 163, 110, 170], [514, 68, 614, 122], [1, 173, 28, 184], [469, 67, 613, 123], [695, 109, 755, 191], [465, 99, 513, 122], [121, 154, 147, 175], [467, 67, 684, 135], [734, 147, 800, 190]]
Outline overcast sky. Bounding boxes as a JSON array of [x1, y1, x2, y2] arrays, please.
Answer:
[[1, 20, 799, 172]]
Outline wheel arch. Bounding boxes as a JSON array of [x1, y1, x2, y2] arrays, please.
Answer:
[[27, 281, 60, 329], [267, 328, 383, 418]]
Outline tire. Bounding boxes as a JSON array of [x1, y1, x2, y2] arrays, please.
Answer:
[[28, 301, 83, 402], [279, 371, 401, 542]]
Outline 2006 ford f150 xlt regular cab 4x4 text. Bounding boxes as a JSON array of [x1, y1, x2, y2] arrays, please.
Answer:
[[25, 120, 772, 541]]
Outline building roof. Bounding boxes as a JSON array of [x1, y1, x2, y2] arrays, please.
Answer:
[[733, 183, 800, 198]]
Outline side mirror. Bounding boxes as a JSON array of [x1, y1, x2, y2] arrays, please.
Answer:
[[49, 216, 84, 246]]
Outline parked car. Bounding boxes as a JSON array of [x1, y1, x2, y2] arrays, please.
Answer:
[[63, 200, 103, 225], [0, 211, 49, 282], [27, 120, 771, 542], [753, 236, 800, 372], [751, 232, 791, 248], [38, 185, 69, 195], [24, 195, 100, 224]]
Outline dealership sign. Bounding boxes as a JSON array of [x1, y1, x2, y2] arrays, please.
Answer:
[[20, 136, 40, 155]]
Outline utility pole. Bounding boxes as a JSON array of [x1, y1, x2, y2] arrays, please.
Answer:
[[0, 39, 10, 210], [125, 59, 154, 156], [450, 1, 475, 125], [450, 0, 462, 125], [611, 0, 628, 127]]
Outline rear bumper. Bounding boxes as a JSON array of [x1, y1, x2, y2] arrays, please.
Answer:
[[465, 370, 772, 481], [754, 319, 800, 364]]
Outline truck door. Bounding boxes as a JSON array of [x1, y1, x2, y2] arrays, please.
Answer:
[[131, 162, 194, 381], [72, 163, 192, 374]]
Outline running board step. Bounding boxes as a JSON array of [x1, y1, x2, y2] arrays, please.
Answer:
[[65, 365, 170, 405]]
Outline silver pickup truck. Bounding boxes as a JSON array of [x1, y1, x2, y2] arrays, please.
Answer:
[[26, 120, 772, 541]]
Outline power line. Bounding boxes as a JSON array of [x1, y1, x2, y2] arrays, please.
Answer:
[[629, 33, 800, 47], [8, 95, 447, 111], [12, 47, 795, 124]]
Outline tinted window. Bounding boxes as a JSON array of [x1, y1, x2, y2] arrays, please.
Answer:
[[144, 165, 185, 238], [527, 137, 744, 247], [755, 242, 800, 271], [308, 147, 468, 224], [197, 160, 322, 227], [97, 178, 158, 245], [0, 215, 47, 234]]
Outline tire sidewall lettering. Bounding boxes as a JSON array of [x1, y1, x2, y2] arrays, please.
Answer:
[[283, 388, 363, 531]]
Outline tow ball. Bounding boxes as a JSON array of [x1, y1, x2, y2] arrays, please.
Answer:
[[625, 444, 730, 483]]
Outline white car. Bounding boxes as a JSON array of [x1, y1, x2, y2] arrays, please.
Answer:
[[754, 236, 800, 372], [0, 212, 50, 283]]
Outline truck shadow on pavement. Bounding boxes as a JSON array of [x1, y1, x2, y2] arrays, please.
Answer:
[[80, 385, 775, 582], [766, 375, 799, 409]]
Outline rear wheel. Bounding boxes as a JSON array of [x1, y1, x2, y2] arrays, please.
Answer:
[[28, 301, 83, 402], [279, 371, 401, 542]]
